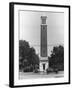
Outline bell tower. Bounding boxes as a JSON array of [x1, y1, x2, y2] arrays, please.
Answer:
[[39, 16, 48, 72]]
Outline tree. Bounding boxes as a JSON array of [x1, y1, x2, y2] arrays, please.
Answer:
[[49, 45, 64, 71], [19, 40, 30, 70], [19, 40, 39, 72]]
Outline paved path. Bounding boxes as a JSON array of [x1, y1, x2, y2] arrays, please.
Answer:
[[19, 71, 64, 79]]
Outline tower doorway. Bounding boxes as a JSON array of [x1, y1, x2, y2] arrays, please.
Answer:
[[43, 64, 45, 70]]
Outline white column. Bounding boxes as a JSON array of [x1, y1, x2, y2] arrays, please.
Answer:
[[45, 62, 49, 70], [39, 62, 43, 71]]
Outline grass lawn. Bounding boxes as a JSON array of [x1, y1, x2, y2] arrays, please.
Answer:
[[19, 71, 64, 79]]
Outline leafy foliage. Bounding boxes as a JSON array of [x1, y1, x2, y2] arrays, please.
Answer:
[[19, 40, 39, 72], [49, 45, 64, 71]]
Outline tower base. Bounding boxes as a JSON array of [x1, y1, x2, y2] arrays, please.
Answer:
[[39, 57, 48, 72]]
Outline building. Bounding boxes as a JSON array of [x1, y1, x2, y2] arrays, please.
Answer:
[[39, 16, 48, 72]]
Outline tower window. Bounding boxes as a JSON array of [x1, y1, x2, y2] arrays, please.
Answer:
[[41, 16, 47, 24], [42, 19, 46, 24]]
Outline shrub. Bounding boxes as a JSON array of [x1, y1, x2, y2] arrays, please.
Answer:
[[34, 68, 39, 73], [23, 67, 30, 72], [23, 65, 33, 72], [46, 68, 58, 74], [46, 68, 53, 74]]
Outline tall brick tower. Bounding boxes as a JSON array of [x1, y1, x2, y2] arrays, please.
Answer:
[[39, 16, 48, 72]]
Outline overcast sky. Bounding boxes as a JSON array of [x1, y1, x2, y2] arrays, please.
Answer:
[[19, 10, 64, 56]]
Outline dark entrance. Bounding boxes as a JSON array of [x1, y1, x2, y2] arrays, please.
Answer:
[[43, 64, 45, 70]]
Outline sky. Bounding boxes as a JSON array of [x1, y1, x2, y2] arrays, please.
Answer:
[[19, 10, 64, 56]]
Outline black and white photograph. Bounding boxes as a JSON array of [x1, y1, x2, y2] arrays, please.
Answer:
[[9, 2, 70, 87], [19, 10, 64, 79]]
